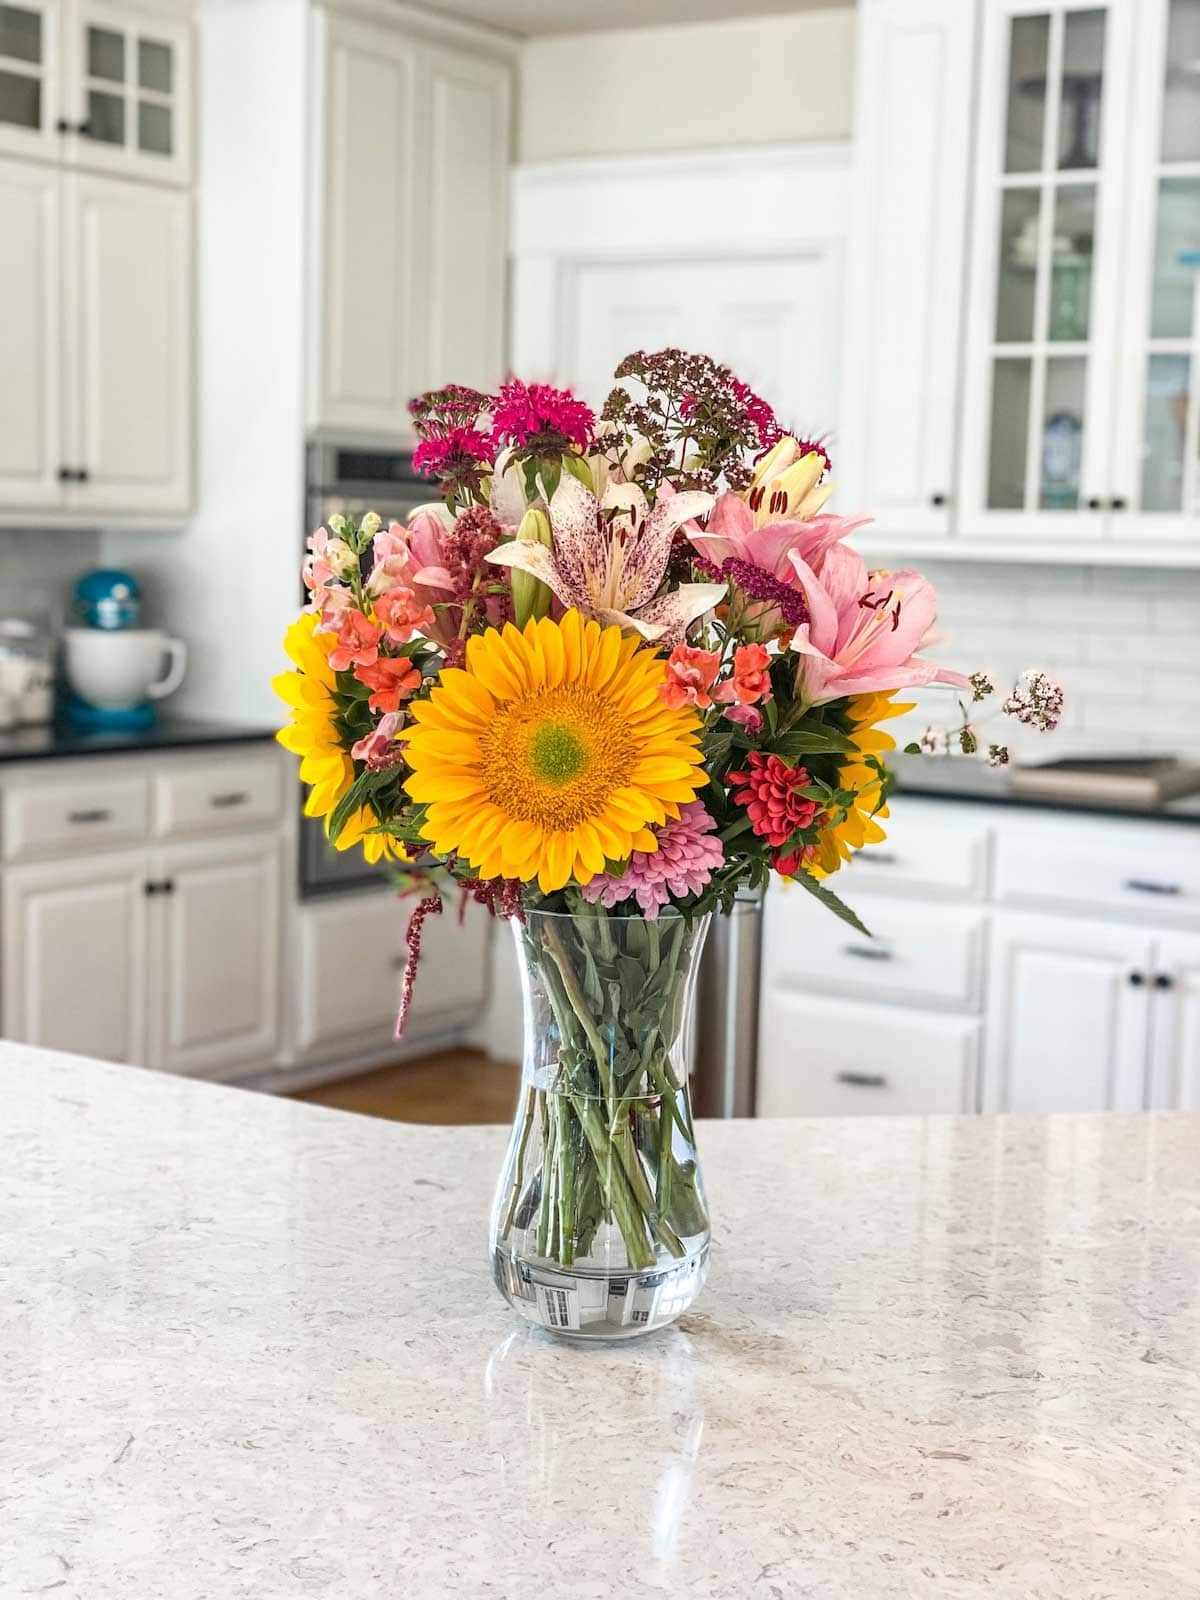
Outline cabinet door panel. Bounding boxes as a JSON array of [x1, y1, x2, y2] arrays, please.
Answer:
[[984, 910, 1153, 1111], [311, 12, 418, 434], [65, 1, 191, 184], [420, 45, 509, 393], [757, 990, 979, 1116], [65, 173, 191, 514], [2, 849, 148, 1065], [960, 0, 1135, 542], [0, 0, 59, 162], [841, 0, 977, 532], [1148, 930, 1200, 1110], [154, 834, 282, 1077], [0, 158, 61, 507]]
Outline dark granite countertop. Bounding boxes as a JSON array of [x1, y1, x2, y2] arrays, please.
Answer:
[[0, 716, 278, 764], [889, 752, 1200, 824]]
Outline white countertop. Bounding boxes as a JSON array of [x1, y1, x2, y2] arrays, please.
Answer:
[[3, 1045, 1199, 1599]]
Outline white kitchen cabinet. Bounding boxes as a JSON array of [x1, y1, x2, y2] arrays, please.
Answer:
[[310, 10, 419, 436], [63, 170, 190, 512], [1148, 929, 1200, 1110], [757, 990, 980, 1116], [154, 833, 282, 1077], [308, 7, 511, 435], [984, 910, 1153, 1111], [0, 0, 61, 162], [0, 157, 60, 505], [840, 0, 979, 532], [2, 846, 149, 1064], [420, 41, 508, 392], [64, 0, 191, 185]]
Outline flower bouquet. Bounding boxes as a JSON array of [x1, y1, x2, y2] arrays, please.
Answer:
[[276, 350, 1060, 1339]]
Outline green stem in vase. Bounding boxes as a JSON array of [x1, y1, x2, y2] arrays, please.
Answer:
[[501, 1084, 537, 1238]]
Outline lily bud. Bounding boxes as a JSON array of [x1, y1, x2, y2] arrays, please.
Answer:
[[510, 508, 554, 627], [323, 538, 359, 580]]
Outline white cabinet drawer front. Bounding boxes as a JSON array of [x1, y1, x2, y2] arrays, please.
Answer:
[[763, 886, 986, 1010], [757, 991, 979, 1117], [994, 820, 1200, 924], [836, 801, 990, 901], [3, 774, 149, 859], [154, 753, 283, 838]]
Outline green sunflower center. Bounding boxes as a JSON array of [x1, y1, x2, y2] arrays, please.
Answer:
[[528, 722, 589, 786]]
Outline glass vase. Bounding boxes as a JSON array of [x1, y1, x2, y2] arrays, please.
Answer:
[[490, 906, 712, 1341]]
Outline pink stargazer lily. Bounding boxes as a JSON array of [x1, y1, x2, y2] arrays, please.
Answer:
[[485, 473, 726, 645], [788, 543, 971, 704], [690, 490, 873, 580], [368, 511, 460, 647]]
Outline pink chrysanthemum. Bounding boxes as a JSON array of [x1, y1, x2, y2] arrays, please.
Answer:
[[491, 378, 595, 452], [581, 801, 724, 919]]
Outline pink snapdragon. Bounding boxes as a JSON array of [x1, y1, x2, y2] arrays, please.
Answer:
[[351, 711, 407, 769], [325, 608, 381, 671], [353, 656, 421, 714], [581, 802, 724, 918], [715, 644, 772, 707], [374, 585, 435, 645]]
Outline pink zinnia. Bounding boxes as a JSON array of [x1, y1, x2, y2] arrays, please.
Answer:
[[581, 801, 724, 919], [491, 378, 595, 451]]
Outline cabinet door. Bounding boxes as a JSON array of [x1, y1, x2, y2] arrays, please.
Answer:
[[310, 10, 419, 436], [64, 0, 190, 183], [757, 990, 980, 1116], [63, 172, 191, 515], [840, 0, 978, 534], [984, 910, 1153, 1111], [0, 0, 59, 159], [0, 158, 61, 507], [1147, 930, 1200, 1109], [1112, 0, 1200, 543], [418, 43, 509, 394], [2, 848, 148, 1065], [959, 0, 1136, 542], [152, 834, 282, 1077]]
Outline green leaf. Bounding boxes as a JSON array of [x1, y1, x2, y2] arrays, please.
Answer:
[[787, 870, 872, 937], [770, 727, 854, 759], [326, 766, 397, 846]]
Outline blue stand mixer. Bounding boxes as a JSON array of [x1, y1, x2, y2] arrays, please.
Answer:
[[65, 570, 187, 730]]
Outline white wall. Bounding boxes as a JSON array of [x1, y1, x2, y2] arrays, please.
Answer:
[[518, 7, 856, 162], [104, 0, 309, 725]]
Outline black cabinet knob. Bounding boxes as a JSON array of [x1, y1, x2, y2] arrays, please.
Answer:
[[58, 465, 72, 482], [1154, 973, 1174, 991], [1129, 970, 1146, 987], [1086, 496, 1103, 510], [1111, 496, 1128, 511], [930, 492, 947, 508], [77, 468, 89, 483]]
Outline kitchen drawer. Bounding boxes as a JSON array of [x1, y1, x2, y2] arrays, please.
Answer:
[[154, 752, 284, 838], [994, 814, 1200, 925], [756, 991, 980, 1117], [763, 886, 986, 1010], [836, 800, 990, 902], [2, 775, 149, 861]]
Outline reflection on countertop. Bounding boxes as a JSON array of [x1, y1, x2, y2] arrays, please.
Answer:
[[4, 1043, 1199, 1599], [0, 715, 278, 764]]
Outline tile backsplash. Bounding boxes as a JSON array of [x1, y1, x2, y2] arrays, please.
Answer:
[[893, 562, 1200, 761], [0, 530, 101, 627]]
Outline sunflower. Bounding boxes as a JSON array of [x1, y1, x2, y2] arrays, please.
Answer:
[[804, 691, 914, 879], [403, 611, 705, 892], [273, 614, 403, 866]]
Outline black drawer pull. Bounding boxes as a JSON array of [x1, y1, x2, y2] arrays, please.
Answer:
[[836, 1071, 888, 1089], [1124, 879, 1182, 897], [210, 790, 250, 809], [67, 807, 113, 824], [843, 943, 893, 961]]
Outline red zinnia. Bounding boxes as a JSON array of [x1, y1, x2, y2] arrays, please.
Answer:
[[727, 751, 821, 849]]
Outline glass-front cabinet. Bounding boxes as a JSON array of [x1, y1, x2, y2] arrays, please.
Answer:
[[961, 0, 1134, 542], [958, 0, 1199, 554], [1115, 0, 1200, 540], [0, 0, 188, 181]]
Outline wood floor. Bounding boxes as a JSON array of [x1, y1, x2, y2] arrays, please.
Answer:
[[292, 1047, 521, 1124]]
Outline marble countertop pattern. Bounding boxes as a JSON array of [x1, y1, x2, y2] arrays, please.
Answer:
[[3, 1045, 1199, 1599]]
